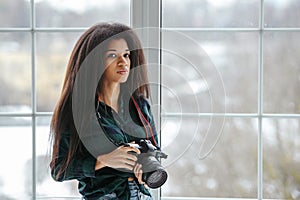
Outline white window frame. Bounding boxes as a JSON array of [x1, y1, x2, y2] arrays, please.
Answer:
[[1, 0, 300, 199], [145, 0, 300, 200], [131, 1, 162, 199]]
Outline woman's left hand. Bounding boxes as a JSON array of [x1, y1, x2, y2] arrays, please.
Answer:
[[133, 163, 148, 188]]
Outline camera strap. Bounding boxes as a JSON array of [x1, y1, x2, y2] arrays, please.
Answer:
[[130, 96, 157, 147]]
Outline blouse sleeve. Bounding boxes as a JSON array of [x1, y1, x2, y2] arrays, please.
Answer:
[[51, 131, 97, 182]]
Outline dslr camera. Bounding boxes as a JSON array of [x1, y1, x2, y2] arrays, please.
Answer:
[[124, 139, 168, 189]]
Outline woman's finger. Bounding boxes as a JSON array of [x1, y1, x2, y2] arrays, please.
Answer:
[[133, 163, 140, 173], [134, 164, 145, 184], [123, 146, 141, 155]]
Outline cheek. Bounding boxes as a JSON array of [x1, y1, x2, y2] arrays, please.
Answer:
[[105, 59, 114, 68], [127, 58, 131, 66], [128, 60, 131, 72]]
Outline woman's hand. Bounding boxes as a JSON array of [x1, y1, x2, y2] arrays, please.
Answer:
[[133, 163, 144, 184], [133, 163, 149, 188], [95, 145, 141, 171]]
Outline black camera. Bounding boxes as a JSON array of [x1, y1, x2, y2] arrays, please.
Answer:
[[124, 140, 168, 189]]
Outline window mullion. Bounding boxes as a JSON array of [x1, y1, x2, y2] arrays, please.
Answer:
[[131, 1, 161, 199], [258, 0, 265, 199], [30, 0, 37, 199]]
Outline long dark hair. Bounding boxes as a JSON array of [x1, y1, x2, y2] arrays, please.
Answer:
[[50, 22, 150, 179]]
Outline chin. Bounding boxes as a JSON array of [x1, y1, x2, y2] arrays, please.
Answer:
[[119, 78, 129, 83]]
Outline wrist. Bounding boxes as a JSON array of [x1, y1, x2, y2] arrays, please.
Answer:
[[95, 155, 106, 170]]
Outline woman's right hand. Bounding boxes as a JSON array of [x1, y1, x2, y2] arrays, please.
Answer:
[[95, 145, 141, 171]]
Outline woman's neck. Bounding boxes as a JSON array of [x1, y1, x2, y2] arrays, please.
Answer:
[[98, 82, 120, 112]]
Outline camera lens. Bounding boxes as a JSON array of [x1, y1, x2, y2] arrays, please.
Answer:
[[145, 169, 168, 189]]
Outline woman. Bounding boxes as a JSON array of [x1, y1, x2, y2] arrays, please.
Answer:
[[50, 22, 158, 200]]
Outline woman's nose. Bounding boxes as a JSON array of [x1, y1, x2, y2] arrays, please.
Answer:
[[118, 56, 128, 66]]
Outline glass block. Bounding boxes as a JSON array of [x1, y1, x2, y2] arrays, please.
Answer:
[[0, 33, 31, 113], [163, 0, 259, 28], [265, 0, 300, 28], [161, 117, 258, 198], [0, 117, 32, 199], [263, 118, 300, 199], [264, 32, 300, 114], [0, 0, 30, 27], [162, 31, 258, 113], [36, 32, 83, 112], [35, 0, 130, 27]]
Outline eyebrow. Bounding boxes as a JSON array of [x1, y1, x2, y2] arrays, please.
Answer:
[[106, 49, 130, 52]]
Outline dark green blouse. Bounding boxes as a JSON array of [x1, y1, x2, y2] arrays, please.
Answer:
[[51, 95, 159, 200]]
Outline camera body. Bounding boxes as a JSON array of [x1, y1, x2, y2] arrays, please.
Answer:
[[125, 140, 168, 189]]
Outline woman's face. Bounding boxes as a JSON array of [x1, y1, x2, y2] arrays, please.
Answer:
[[102, 38, 131, 84]]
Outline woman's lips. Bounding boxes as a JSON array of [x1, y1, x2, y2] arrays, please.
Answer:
[[117, 69, 128, 75]]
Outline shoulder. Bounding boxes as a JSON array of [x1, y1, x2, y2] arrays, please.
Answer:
[[131, 94, 155, 123], [132, 94, 151, 110]]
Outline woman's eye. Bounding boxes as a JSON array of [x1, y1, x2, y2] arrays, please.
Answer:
[[107, 53, 117, 58], [124, 53, 130, 58]]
